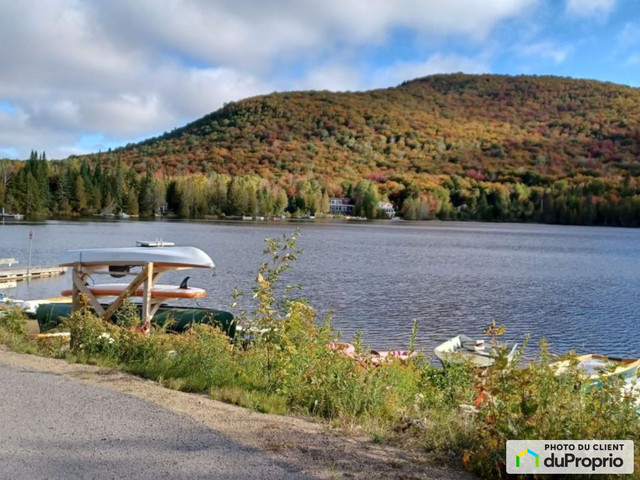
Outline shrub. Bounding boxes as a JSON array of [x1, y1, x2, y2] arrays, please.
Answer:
[[464, 341, 640, 478], [62, 306, 120, 362], [0, 307, 30, 351]]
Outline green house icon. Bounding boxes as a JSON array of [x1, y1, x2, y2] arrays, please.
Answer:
[[516, 449, 539, 467]]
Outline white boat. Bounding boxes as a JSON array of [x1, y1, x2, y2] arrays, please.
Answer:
[[434, 334, 518, 368], [0, 258, 18, 266], [552, 354, 640, 382], [1, 294, 70, 317], [0, 212, 23, 220], [0, 280, 17, 290], [0, 293, 23, 309], [59, 246, 213, 269]]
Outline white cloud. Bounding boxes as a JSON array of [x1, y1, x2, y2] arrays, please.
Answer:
[[291, 64, 362, 92], [517, 42, 573, 64], [0, 1, 276, 158], [93, 0, 539, 67], [566, 0, 617, 17], [0, 0, 539, 158], [369, 53, 491, 88]]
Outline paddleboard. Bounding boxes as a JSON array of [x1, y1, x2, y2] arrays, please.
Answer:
[[61, 283, 207, 299]]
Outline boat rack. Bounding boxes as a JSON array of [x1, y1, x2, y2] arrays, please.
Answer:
[[60, 246, 213, 333]]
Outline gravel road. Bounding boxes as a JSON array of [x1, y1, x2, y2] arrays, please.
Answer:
[[0, 346, 476, 480], [0, 362, 312, 479]]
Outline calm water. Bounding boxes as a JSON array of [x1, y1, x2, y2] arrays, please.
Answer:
[[1, 219, 639, 357]]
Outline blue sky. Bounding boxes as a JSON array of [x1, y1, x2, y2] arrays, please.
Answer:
[[0, 0, 638, 160]]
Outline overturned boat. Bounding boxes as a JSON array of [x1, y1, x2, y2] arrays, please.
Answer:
[[434, 334, 518, 368], [36, 302, 236, 337]]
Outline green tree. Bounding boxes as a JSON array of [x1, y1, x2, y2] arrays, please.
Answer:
[[353, 180, 380, 218], [74, 174, 88, 212]]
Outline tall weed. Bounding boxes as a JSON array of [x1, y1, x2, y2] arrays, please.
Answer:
[[0, 307, 33, 352]]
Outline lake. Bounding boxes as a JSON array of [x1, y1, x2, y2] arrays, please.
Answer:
[[1, 219, 639, 358]]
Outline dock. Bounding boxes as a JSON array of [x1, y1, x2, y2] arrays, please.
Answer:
[[136, 240, 175, 247], [0, 266, 66, 282]]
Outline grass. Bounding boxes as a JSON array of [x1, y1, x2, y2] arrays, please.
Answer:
[[1, 231, 638, 479]]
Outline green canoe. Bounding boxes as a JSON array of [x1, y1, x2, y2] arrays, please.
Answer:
[[36, 302, 236, 338]]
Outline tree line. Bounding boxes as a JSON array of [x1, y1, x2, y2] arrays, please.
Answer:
[[2, 152, 640, 226]]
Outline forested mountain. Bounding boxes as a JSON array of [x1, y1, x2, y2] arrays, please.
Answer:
[[3, 74, 640, 224]]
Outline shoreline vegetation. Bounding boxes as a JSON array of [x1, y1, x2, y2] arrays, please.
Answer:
[[1, 232, 639, 479], [3, 152, 640, 227]]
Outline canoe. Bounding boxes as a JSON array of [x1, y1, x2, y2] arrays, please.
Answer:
[[434, 334, 518, 368], [61, 283, 206, 299], [35, 302, 236, 337], [552, 354, 640, 382], [59, 246, 214, 269]]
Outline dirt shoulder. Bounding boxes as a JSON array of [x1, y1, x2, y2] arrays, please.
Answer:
[[0, 346, 475, 479]]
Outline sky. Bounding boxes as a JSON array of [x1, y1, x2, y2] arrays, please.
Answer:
[[1, 0, 639, 160]]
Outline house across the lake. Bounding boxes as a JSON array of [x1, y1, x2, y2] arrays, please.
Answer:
[[329, 198, 396, 218], [329, 198, 354, 215], [378, 201, 396, 218]]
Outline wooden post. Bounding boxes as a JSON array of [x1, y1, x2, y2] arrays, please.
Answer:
[[101, 266, 150, 323], [71, 265, 106, 316], [141, 262, 154, 333], [72, 273, 106, 316], [72, 264, 81, 313], [69, 261, 167, 334], [101, 263, 161, 331]]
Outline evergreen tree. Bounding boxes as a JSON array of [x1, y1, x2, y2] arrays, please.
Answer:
[[74, 174, 88, 212]]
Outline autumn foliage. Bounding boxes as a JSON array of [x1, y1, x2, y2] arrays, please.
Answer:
[[3, 74, 640, 225]]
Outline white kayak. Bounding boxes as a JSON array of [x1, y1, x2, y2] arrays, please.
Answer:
[[59, 246, 214, 269]]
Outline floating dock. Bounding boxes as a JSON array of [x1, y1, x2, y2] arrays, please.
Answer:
[[0, 266, 66, 282]]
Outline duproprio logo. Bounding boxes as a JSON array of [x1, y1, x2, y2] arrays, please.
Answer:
[[516, 449, 539, 468], [507, 440, 633, 474]]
